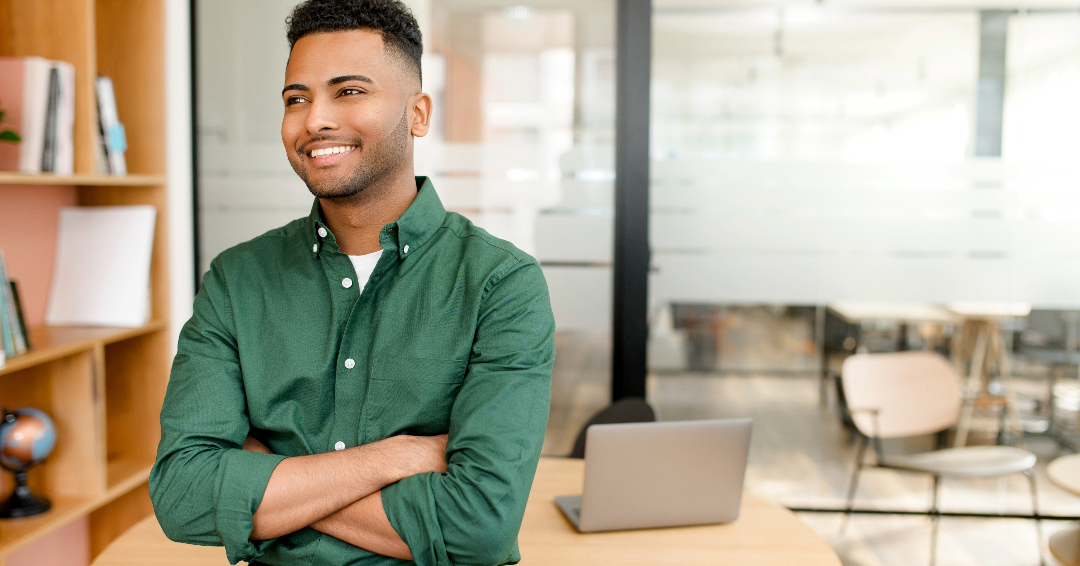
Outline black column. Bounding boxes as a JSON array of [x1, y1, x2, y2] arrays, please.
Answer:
[[190, 0, 203, 290], [611, 0, 652, 401], [975, 10, 1008, 158]]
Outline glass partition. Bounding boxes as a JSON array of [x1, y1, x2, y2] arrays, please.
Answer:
[[647, 4, 1080, 525]]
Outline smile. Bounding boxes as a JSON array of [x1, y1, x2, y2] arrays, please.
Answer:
[[308, 145, 357, 159]]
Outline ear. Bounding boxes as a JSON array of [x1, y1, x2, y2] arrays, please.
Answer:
[[408, 92, 432, 137]]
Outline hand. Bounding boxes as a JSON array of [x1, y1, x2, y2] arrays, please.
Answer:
[[244, 435, 274, 455], [383, 434, 448, 480]]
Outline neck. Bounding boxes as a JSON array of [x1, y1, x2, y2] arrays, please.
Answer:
[[319, 165, 417, 255]]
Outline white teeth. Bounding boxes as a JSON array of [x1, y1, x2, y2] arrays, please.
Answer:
[[309, 146, 356, 158]]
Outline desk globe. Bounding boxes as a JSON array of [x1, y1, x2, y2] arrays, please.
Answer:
[[0, 408, 56, 518]]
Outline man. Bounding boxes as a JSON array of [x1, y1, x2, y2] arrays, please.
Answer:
[[149, 1, 555, 564]]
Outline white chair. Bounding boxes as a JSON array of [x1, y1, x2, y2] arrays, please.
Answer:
[[841, 351, 1043, 566]]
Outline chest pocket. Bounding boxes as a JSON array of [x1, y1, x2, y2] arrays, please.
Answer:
[[364, 355, 467, 438]]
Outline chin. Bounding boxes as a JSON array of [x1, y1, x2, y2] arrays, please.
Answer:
[[305, 177, 365, 199]]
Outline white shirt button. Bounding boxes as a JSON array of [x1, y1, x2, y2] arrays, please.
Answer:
[[334, 441, 345, 451], [342, 278, 353, 288], [318, 227, 328, 238], [344, 358, 355, 369], [403, 244, 410, 254], [312, 244, 318, 253]]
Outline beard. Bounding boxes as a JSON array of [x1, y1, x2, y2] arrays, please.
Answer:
[[290, 111, 411, 200]]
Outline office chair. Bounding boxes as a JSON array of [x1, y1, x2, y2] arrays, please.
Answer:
[[841, 351, 1043, 566], [569, 397, 657, 458]]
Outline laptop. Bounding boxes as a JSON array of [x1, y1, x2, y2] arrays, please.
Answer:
[[555, 418, 752, 533]]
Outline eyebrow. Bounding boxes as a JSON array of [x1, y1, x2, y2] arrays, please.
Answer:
[[282, 75, 375, 96]]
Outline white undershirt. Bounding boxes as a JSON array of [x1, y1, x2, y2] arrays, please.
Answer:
[[348, 250, 383, 294]]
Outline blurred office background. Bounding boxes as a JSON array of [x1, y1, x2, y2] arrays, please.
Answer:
[[195, 1, 1080, 564]]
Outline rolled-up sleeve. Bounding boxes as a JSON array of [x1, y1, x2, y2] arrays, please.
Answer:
[[381, 258, 555, 566], [149, 259, 285, 565]]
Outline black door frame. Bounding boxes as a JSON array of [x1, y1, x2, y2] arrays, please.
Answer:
[[611, 0, 652, 402]]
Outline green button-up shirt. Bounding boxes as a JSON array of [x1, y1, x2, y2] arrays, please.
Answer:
[[150, 177, 555, 566]]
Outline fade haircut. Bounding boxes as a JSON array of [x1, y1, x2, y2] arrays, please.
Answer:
[[286, 0, 423, 87]]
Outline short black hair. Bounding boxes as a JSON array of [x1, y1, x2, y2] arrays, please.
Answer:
[[286, 0, 423, 87]]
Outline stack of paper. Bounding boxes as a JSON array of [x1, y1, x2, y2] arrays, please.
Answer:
[[45, 206, 156, 328]]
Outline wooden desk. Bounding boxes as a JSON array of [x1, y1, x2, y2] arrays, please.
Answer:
[[519, 458, 840, 565], [1048, 454, 1080, 566], [93, 458, 840, 566], [828, 302, 957, 324]]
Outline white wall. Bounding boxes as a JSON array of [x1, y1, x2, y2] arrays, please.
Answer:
[[167, 0, 195, 348]]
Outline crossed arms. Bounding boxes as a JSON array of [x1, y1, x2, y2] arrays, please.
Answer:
[[151, 255, 555, 565], [243, 433, 447, 560]]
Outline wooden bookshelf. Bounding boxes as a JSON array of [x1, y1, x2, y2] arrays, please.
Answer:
[[0, 0, 170, 564], [0, 173, 166, 187]]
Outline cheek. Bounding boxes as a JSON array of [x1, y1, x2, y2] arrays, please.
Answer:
[[281, 113, 303, 148]]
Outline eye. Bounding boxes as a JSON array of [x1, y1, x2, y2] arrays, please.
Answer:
[[284, 95, 308, 107], [339, 87, 364, 97]]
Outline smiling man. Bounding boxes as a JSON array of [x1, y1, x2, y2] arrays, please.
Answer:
[[149, 1, 556, 565]]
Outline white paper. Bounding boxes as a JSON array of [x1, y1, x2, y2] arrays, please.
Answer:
[[45, 206, 156, 327]]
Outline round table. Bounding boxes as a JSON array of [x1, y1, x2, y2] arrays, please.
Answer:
[[1047, 454, 1080, 566], [94, 457, 840, 565]]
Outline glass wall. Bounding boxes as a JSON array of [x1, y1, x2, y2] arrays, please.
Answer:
[[648, 5, 1080, 374], [418, 0, 617, 453]]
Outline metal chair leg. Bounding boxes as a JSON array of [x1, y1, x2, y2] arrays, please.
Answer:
[[1025, 469, 1046, 566], [929, 474, 940, 566], [841, 435, 867, 534]]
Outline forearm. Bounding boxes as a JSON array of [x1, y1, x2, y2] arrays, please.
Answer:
[[248, 433, 447, 541], [311, 491, 412, 560], [250, 443, 398, 540]]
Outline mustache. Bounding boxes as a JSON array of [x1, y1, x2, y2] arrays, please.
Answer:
[[297, 136, 363, 155]]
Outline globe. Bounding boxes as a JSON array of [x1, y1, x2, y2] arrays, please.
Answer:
[[0, 408, 56, 472]]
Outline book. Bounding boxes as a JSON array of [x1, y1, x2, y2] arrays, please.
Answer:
[[0, 57, 76, 174], [8, 280, 30, 351], [0, 249, 15, 357], [95, 76, 127, 176], [45, 206, 156, 327], [0, 57, 52, 173], [41, 66, 59, 173], [4, 280, 25, 356], [49, 61, 75, 174]]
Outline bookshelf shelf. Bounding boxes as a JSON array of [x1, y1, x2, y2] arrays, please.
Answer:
[[0, 463, 153, 560], [0, 495, 97, 559], [0, 172, 166, 187], [0, 0, 170, 563], [0, 321, 167, 377]]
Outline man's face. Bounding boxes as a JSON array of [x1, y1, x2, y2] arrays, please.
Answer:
[[282, 29, 417, 199]]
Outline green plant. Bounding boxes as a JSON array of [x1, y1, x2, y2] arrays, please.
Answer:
[[0, 99, 21, 143]]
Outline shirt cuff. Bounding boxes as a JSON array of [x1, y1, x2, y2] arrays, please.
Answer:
[[382, 473, 447, 566], [213, 448, 286, 564]]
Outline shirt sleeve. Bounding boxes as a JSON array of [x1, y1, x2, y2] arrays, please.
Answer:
[[381, 258, 555, 566], [149, 258, 286, 565]]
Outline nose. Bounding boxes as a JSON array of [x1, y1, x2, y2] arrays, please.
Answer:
[[304, 96, 338, 134]]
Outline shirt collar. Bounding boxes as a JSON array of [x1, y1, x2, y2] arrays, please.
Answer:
[[307, 176, 447, 261]]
